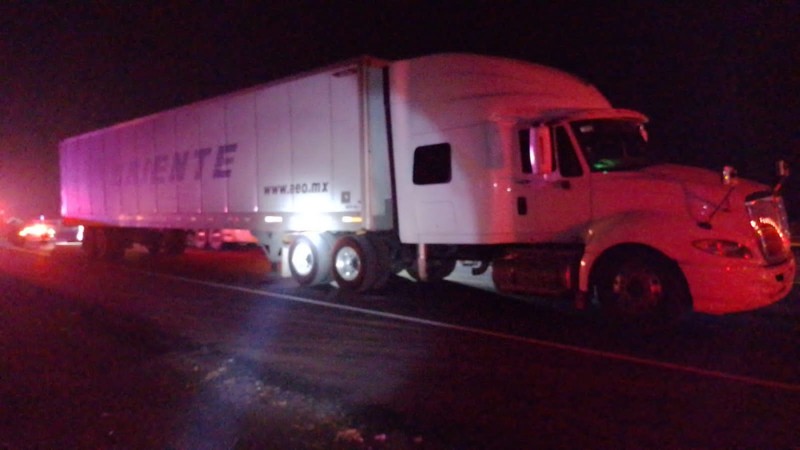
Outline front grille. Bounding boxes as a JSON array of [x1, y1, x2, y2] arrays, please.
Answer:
[[746, 195, 791, 265]]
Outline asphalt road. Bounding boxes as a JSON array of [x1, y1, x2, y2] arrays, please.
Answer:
[[0, 242, 798, 449]]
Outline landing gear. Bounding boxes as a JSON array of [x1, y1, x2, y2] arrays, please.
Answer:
[[188, 229, 223, 250]]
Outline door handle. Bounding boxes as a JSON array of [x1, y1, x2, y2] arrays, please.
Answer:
[[514, 179, 570, 188]]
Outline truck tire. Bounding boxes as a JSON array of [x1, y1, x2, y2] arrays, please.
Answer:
[[288, 233, 334, 286], [594, 251, 690, 324], [365, 234, 393, 290], [332, 235, 381, 292]]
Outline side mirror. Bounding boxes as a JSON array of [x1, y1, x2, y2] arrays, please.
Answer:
[[777, 159, 790, 178], [773, 159, 790, 195], [721, 165, 737, 185], [529, 126, 553, 175]]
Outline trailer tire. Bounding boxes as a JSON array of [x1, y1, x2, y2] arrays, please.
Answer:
[[288, 233, 334, 286], [593, 249, 690, 324], [332, 235, 381, 292]]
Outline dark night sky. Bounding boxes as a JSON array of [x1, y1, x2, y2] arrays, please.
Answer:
[[1, 1, 798, 218]]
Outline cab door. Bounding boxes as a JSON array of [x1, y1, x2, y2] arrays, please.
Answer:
[[514, 124, 592, 243]]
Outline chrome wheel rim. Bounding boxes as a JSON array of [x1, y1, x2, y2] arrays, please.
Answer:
[[335, 246, 361, 281], [291, 240, 315, 277], [612, 268, 663, 314]]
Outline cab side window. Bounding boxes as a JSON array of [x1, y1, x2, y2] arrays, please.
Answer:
[[413, 143, 452, 185], [554, 126, 583, 177], [518, 130, 533, 174]]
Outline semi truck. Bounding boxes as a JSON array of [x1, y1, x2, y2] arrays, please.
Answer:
[[60, 53, 795, 320]]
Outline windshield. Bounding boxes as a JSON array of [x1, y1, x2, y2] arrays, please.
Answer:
[[570, 119, 651, 172]]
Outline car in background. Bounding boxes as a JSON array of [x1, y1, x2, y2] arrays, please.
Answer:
[[7, 218, 82, 247]]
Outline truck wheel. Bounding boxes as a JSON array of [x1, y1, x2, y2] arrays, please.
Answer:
[[406, 258, 456, 282], [332, 235, 381, 292], [595, 252, 690, 323], [288, 233, 334, 286]]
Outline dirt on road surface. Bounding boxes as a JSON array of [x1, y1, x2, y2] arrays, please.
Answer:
[[0, 255, 444, 449]]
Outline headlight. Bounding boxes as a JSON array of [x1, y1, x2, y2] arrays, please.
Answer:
[[750, 219, 789, 265], [745, 195, 791, 265], [692, 239, 752, 259]]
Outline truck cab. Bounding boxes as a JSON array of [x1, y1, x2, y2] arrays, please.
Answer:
[[506, 108, 794, 317], [390, 54, 795, 320]]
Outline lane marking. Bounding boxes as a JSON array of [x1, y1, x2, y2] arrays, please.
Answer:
[[141, 270, 800, 393]]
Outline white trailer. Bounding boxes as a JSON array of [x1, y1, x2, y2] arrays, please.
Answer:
[[60, 53, 795, 320]]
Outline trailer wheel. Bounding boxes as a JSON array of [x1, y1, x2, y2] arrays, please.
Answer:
[[332, 235, 381, 292], [594, 250, 690, 324], [288, 233, 334, 286]]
